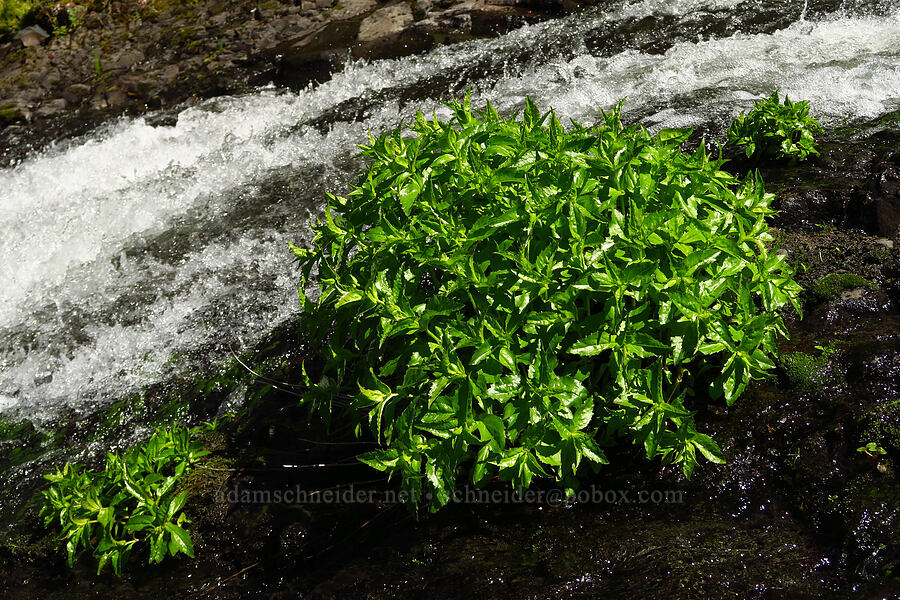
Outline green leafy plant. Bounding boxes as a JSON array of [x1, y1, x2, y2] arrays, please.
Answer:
[[52, 3, 86, 36], [292, 95, 801, 511], [857, 441, 887, 457], [726, 91, 823, 162], [40, 424, 211, 575]]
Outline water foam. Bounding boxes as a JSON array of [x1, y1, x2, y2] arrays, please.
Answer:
[[482, 8, 900, 129]]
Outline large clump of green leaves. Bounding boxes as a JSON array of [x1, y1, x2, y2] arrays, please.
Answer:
[[726, 91, 824, 162], [292, 95, 801, 511], [40, 424, 210, 575]]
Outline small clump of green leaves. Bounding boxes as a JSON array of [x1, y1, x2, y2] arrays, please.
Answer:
[[857, 441, 887, 457], [726, 91, 824, 162], [292, 95, 801, 511], [40, 424, 211, 576]]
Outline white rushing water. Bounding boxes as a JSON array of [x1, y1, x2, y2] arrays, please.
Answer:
[[1, 0, 899, 420]]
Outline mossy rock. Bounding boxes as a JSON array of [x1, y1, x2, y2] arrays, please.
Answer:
[[0, 416, 48, 469], [0, 105, 27, 127], [858, 399, 900, 455], [0, 0, 36, 34], [809, 272, 878, 303], [175, 454, 234, 501], [878, 110, 900, 126], [0, 529, 56, 566], [778, 346, 844, 390]]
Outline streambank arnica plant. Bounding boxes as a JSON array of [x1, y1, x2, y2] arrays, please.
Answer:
[[293, 94, 801, 511], [41, 424, 211, 575], [726, 91, 823, 162]]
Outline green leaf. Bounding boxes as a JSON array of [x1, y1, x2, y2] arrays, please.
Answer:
[[470, 342, 493, 365], [167, 491, 188, 519], [497, 346, 517, 372], [164, 522, 195, 558], [571, 398, 594, 431], [569, 332, 616, 356], [149, 532, 166, 564], [472, 444, 492, 485], [125, 514, 155, 532], [692, 433, 725, 464], [336, 290, 364, 308], [358, 449, 400, 471], [96, 506, 114, 529], [476, 415, 506, 451]]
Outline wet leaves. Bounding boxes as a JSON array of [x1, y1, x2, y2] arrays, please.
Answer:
[[40, 424, 211, 575], [726, 91, 824, 162], [294, 94, 801, 511]]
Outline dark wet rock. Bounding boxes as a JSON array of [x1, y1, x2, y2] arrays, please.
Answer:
[[845, 339, 900, 400], [583, 0, 804, 60], [2, 1, 900, 598], [779, 229, 900, 318], [753, 143, 879, 233], [831, 287, 893, 314], [721, 126, 900, 237], [5, 308, 900, 597], [270, 18, 363, 88], [65, 82, 92, 98], [303, 511, 853, 599], [804, 291, 895, 336], [875, 165, 900, 238], [788, 276, 896, 342]]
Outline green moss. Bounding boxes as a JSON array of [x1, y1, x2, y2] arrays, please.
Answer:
[[175, 454, 234, 500], [866, 247, 892, 263], [778, 344, 843, 390], [877, 110, 900, 126], [0, 530, 55, 565], [0, 415, 30, 440], [859, 399, 900, 455], [809, 272, 877, 302], [0, 105, 25, 127], [0, 0, 36, 34]]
